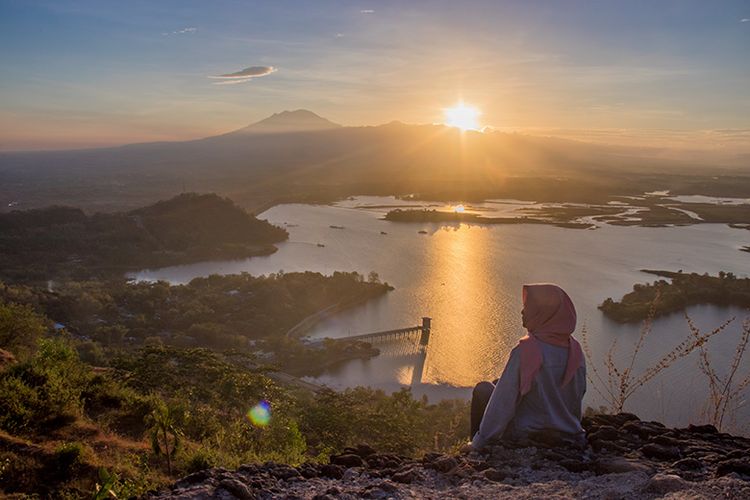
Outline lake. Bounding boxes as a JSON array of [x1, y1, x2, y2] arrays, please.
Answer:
[[131, 196, 750, 431]]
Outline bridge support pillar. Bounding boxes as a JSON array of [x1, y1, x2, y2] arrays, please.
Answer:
[[419, 317, 431, 346], [411, 349, 426, 386]]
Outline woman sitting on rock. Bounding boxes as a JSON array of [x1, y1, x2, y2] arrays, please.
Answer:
[[470, 283, 586, 450]]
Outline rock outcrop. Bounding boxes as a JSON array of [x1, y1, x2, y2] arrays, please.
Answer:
[[148, 414, 750, 499]]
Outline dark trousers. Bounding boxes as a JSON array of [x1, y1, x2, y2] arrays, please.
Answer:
[[470, 380, 496, 438]]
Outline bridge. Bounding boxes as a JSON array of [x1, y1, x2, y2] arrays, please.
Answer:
[[308, 317, 432, 387], [339, 317, 432, 347]]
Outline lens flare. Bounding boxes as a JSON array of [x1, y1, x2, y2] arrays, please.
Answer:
[[247, 400, 271, 427], [454, 204, 465, 213]]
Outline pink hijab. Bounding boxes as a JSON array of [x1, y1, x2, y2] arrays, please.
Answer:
[[517, 284, 583, 396]]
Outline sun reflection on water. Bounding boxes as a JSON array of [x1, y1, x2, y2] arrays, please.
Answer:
[[417, 225, 518, 387]]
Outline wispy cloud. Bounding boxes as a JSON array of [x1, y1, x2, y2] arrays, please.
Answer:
[[741, 18, 749, 23], [209, 65, 277, 85], [360, 9, 375, 14], [212, 78, 254, 86], [162, 27, 197, 36], [335, 33, 345, 38]]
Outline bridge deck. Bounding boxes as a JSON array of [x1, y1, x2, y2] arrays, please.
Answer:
[[345, 326, 422, 342], [311, 317, 431, 347]]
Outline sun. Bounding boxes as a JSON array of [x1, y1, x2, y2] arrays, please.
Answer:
[[443, 103, 481, 131]]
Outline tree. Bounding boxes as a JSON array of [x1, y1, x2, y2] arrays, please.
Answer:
[[146, 400, 182, 475], [0, 302, 47, 357]]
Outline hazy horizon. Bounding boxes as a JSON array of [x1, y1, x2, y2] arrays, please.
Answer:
[[1, 0, 749, 154]]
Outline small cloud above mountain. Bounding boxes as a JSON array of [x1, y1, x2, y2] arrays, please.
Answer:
[[210, 66, 277, 85]]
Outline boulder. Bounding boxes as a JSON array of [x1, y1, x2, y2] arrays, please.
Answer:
[[391, 467, 418, 484], [671, 457, 704, 470], [716, 459, 750, 477], [622, 420, 663, 440], [319, 464, 345, 479], [426, 455, 458, 473], [640, 443, 681, 461], [559, 459, 591, 473], [587, 425, 621, 442], [594, 457, 655, 475], [685, 424, 719, 434], [217, 478, 256, 500], [330, 453, 365, 468], [482, 468, 506, 482], [270, 464, 301, 480], [643, 473, 689, 494]]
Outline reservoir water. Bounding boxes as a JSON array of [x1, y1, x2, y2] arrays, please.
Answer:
[[132, 197, 750, 432]]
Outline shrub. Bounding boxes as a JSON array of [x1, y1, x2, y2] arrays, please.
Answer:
[[0, 338, 89, 434], [180, 446, 220, 474], [691, 315, 750, 432], [582, 293, 734, 413], [0, 302, 48, 358], [54, 441, 88, 474]]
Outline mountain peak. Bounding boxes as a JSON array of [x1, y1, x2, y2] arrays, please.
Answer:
[[245, 109, 341, 133]]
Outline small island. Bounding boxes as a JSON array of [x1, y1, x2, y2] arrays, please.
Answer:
[[599, 270, 750, 323], [383, 208, 592, 229]]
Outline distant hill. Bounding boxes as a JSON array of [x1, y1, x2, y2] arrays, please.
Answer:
[[0, 193, 288, 282], [236, 109, 342, 133], [0, 110, 747, 213]]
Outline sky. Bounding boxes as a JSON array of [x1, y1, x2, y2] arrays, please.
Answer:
[[0, 0, 749, 151]]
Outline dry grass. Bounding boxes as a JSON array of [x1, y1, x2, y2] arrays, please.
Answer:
[[581, 290, 734, 413], [689, 314, 750, 431]]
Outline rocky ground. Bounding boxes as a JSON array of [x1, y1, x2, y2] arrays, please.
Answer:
[[148, 414, 750, 499]]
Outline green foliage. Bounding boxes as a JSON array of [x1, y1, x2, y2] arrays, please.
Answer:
[[92, 468, 146, 500], [299, 387, 469, 456], [0, 271, 391, 350], [180, 446, 220, 474], [600, 270, 750, 323], [0, 338, 89, 433], [0, 301, 48, 357], [147, 400, 182, 474], [55, 441, 88, 474], [0, 333, 470, 495]]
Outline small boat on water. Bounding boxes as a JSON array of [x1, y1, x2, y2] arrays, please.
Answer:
[[380, 231, 388, 235], [418, 230, 428, 234], [329, 225, 345, 229], [317, 243, 326, 247]]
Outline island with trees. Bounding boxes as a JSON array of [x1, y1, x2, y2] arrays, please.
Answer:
[[383, 208, 592, 229], [599, 270, 750, 323]]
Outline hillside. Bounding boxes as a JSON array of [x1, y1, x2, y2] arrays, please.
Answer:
[[151, 413, 750, 499], [0, 193, 287, 282], [2, 111, 748, 214]]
